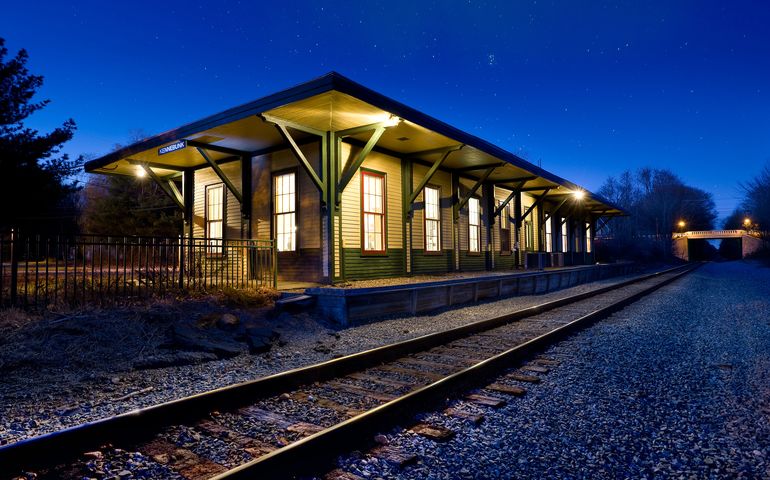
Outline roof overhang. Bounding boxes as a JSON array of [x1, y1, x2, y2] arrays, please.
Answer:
[[84, 72, 625, 216]]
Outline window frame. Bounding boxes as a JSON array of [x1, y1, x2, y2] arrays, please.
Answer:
[[272, 168, 299, 254], [585, 222, 592, 253], [360, 169, 387, 256], [422, 184, 442, 255], [204, 183, 226, 256], [545, 217, 553, 253], [499, 201, 512, 255], [561, 220, 569, 253], [467, 196, 481, 255], [524, 219, 534, 252]]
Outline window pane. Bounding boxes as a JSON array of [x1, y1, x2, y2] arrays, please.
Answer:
[[362, 172, 386, 252], [425, 187, 439, 220], [274, 173, 296, 251]]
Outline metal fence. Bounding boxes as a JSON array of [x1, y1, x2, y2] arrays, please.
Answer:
[[0, 231, 276, 308]]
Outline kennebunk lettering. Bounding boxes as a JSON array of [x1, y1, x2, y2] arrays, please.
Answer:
[[158, 140, 186, 155]]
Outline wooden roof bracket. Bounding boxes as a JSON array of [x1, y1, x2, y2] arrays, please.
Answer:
[[136, 162, 184, 210], [335, 122, 389, 205], [544, 196, 570, 222], [261, 114, 326, 196], [520, 188, 552, 221], [493, 179, 533, 218], [455, 165, 497, 219], [195, 147, 243, 204], [408, 144, 464, 205]]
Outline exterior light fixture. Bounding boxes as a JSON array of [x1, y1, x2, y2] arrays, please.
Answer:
[[384, 115, 402, 127], [136, 165, 147, 178], [572, 190, 585, 200]]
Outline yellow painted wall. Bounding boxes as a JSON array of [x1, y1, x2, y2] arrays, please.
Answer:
[[339, 143, 403, 251], [410, 165, 453, 251]]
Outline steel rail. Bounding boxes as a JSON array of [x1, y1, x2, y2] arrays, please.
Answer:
[[217, 263, 702, 479], [0, 263, 696, 476]]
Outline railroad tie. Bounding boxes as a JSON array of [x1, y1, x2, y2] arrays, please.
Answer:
[[444, 407, 485, 425], [325, 380, 398, 402], [485, 383, 526, 397], [196, 419, 273, 457], [507, 372, 541, 383], [369, 445, 418, 467], [409, 422, 456, 441], [465, 393, 506, 408], [521, 365, 550, 374], [138, 438, 228, 480], [324, 468, 366, 480]]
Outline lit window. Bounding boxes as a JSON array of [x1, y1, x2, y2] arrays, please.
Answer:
[[561, 221, 568, 253], [545, 218, 553, 253], [468, 197, 481, 253], [362, 171, 385, 253], [499, 201, 511, 253], [205, 184, 224, 254], [274, 172, 296, 252], [586, 222, 592, 253], [524, 220, 534, 251], [424, 186, 441, 252]]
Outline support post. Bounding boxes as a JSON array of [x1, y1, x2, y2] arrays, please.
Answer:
[[452, 172, 461, 271], [514, 190, 522, 268], [241, 155, 252, 238], [484, 182, 495, 270], [9, 228, 18, 305], [402, 158, 413, 274]]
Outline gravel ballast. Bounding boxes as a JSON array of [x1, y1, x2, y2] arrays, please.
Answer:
[[0, 270, 646, 445], [334, 261, 770, 478]]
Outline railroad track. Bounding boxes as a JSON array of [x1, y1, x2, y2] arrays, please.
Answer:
[[1, 263, 699, 480]]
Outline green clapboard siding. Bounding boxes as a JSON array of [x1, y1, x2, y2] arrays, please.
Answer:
[[412, 250, 454, 275], [342, 249, 406, 280], [493, 253, 516, 270], [459, 251, 486, 271]]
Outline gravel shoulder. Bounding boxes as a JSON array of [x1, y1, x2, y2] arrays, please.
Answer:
[[336, 261, 770, 479], [0, 269, 648, 446]]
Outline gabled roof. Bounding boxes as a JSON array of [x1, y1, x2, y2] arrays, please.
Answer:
[[84, 72, 624, 215]]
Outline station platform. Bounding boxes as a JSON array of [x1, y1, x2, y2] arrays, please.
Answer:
[[304, 263, 636, 325]]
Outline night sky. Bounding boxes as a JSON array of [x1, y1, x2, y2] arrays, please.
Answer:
[[3, 1, 770, 221]]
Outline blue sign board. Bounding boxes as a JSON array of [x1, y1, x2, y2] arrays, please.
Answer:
[[158, 140, 186, 156]]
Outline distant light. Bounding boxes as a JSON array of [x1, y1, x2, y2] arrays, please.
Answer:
[[572, 190, 585, 200], [678, 220, 686, 228], [136, 166, 147, 178], [744, 217, 751, 225]]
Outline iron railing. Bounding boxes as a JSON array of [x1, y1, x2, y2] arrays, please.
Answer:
[[0, 231, 276, 308]]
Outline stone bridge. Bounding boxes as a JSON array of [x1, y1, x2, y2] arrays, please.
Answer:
[[672, 230, 765, 261]]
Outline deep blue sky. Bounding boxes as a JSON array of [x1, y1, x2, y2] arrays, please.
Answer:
[[3, 1, 770, 221]]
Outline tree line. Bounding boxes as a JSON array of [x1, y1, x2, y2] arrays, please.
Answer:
[[596, 168, 718, 262], [1, 37, 767, 259]]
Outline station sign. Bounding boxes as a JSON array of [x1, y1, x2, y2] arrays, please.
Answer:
[[158, 140, 186, 156]]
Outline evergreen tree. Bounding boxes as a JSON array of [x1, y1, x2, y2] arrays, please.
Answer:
[[0, 38, 82, 233]]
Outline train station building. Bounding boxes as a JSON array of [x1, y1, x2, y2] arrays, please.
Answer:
[[84, 72, 623, 285]]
